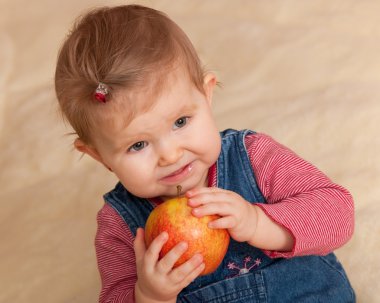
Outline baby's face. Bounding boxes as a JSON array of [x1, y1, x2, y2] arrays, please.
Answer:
[[93, 69, 221, 199]]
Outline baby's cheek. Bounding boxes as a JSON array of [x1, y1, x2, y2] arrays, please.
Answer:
[[117, 166, 151, 193]]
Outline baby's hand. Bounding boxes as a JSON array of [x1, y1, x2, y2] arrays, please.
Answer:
[[134, 228, 205, 303], [186, 188, 258, 243]]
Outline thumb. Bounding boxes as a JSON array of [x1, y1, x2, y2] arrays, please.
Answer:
[[134, 228, 146, 263]]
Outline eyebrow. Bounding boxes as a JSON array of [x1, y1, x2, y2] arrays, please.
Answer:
[[166, 102, 198, 122], [110, 135, 140, 154]]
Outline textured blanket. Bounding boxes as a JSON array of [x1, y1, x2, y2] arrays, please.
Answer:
[[1, 1, 378, 302]]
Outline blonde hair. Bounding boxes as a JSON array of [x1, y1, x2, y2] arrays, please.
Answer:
[[55, 5, 205, 144]]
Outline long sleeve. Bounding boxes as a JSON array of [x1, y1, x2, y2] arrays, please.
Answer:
[[245, 133, 355, 258], [95, 204, 137, 303]]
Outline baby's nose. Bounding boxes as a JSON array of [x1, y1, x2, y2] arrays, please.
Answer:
[[157, 141, 183, 167]]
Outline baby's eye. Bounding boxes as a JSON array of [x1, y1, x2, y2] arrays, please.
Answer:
[[128, 141, 147, 152], [173, 117, 189, 129]]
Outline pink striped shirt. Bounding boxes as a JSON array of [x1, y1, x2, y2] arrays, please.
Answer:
[[95, 132, 354, 302]]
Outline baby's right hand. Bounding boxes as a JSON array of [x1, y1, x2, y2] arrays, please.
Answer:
[[133, 228, 205, 303]]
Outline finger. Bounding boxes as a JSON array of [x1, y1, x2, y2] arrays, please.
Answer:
[[156, 241, 188, 274], [134, 228, 146, 264], [144, 231, 169, 269], [191, 202, 233, 218], [187, 192, 234, 207], [186, 187, 227, 198], [169, 253, 203, 283], [178, 261, 206, 289], [208, 215, 237, 229]]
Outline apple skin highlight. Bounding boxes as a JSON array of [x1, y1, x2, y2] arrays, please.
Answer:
[[145, 196, 230, 276]]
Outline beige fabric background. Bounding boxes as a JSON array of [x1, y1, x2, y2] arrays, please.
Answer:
[[1, 0, 379, 302]]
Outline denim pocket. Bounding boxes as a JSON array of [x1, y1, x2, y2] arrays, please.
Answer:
[[180, 272, 267, 303], [261, 254, 355, 303]]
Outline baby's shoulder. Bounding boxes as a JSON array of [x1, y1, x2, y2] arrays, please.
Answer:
[[97, 203, 125, 228]]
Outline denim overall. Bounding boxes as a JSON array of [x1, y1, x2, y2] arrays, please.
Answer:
[[104, 129, 355, 303]]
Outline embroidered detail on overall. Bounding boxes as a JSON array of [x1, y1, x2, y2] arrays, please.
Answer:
[[227, 256, 262, 278]]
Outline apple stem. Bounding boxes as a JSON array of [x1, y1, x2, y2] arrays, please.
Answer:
[[177, 185, 182, 197]]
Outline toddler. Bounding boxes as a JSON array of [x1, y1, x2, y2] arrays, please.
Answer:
[[55, 5, 355, 303]]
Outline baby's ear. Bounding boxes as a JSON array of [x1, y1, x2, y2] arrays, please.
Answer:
[[203, 72, 217, 105], [74, 138, 104, 164]]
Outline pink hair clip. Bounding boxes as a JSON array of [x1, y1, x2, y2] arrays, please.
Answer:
[[94, 82, 109, 103]]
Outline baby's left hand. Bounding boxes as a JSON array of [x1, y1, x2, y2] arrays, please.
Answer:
[[186, 188, 258, 243]]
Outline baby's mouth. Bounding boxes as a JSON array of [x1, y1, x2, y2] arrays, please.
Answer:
[[160, 163, 193, 183], [167, 165, 188, 177]]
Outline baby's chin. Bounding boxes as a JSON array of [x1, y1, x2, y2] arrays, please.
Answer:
[[155, 183, 194, 200], [135, 179, 206, 200], [128, 185, 179, 201]]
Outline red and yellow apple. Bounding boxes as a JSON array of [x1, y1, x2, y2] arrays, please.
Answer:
[[144, 196, 230, 276]]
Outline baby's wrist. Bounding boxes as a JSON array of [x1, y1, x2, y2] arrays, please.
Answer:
[[247, 204, 260, 245], [134, 282, 156, 303], [135, 282, 176, 303]]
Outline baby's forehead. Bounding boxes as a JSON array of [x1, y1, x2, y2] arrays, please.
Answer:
[[97, 85, 164, 134], [115, 65, 189, 110], [115, 84, 163, 117]]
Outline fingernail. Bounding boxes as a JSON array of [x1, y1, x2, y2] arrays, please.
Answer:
[[179, 242, 188, 250], [188, 199, 197, 207], [195, 253, 203, 262], [161, 231, 168, 240], [192, 208, 201, 217]]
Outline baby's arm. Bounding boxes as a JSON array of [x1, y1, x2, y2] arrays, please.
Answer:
[[248, 133, 354, 257], [95, 204, 137, 302], [187, 133, 354, 257]]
